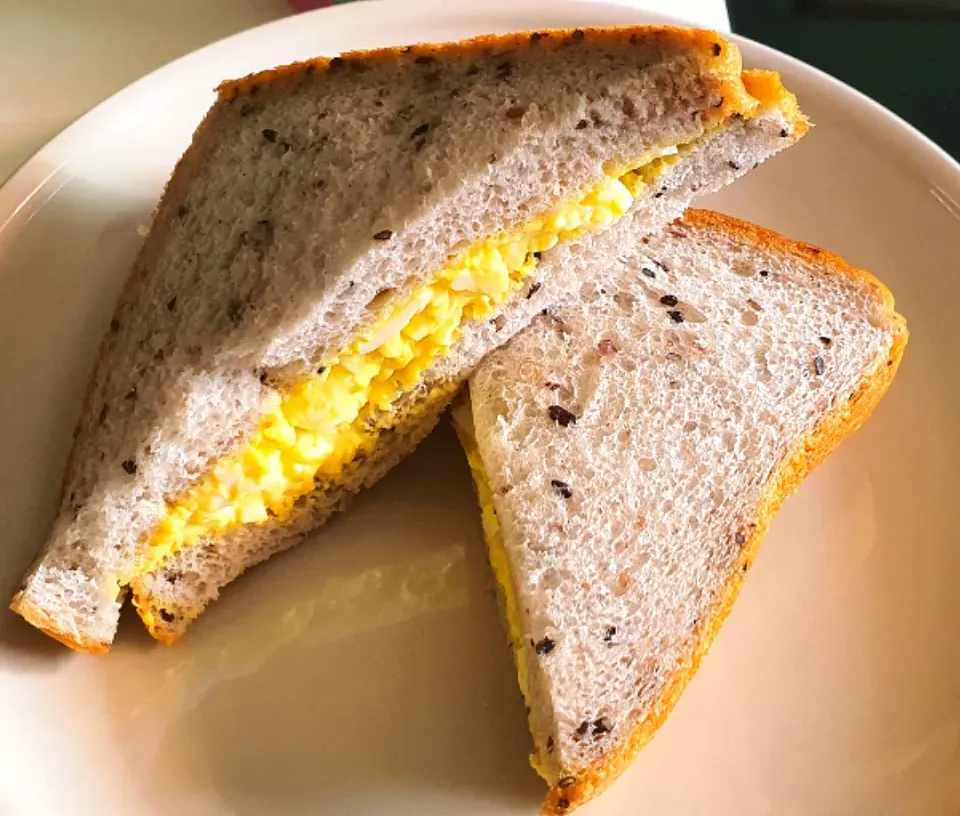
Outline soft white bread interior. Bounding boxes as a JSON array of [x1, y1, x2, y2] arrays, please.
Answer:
[[456, 210, 907, 814], [132, 74, 806, 644], [10, 27, 804, 651]]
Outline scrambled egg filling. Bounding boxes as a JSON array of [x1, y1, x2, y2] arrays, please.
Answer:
[[140, 150, 680, 574], [451, 401, 528, 696], [453, 399, 554, 774]]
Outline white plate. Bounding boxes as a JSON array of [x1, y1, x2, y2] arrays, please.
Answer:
[[1, 2, 958, 814]]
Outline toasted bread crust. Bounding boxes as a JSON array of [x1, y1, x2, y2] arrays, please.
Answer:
[[741, 69, 810, 138], [220, 26, 750, 127], [8, 594, 110, 654], [541, 211, 907, 814]]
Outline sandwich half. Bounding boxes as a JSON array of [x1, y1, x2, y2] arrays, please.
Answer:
[[11, 27, 806, 651], [453, 210, 907, 813]]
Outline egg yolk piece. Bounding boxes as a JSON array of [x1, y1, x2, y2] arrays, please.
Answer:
[[138, 151, 681, 574]]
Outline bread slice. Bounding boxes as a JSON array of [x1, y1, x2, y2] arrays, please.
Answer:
[[454, 210, 907, 814], [10, 27, 806, 651]]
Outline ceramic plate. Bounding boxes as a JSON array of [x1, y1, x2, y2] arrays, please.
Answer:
[[1, 1, 958, 813]]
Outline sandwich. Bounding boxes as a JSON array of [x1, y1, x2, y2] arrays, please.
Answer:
[[10, 26, 807, 651], [452, 210, 907, 813]]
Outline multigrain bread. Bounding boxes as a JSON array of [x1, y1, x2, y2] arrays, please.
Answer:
[[454, 210, 907, 814], [10, 27, 806, 651]]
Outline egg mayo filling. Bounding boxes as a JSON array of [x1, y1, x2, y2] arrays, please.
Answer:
[[135, 148, 683, 579], [452, 399, 544, 770]]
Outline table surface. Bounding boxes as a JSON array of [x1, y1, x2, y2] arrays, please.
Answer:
[[2, 0, 290, 183]]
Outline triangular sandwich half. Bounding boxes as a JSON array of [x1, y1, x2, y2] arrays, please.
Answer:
[[453, 210, 906, 813]]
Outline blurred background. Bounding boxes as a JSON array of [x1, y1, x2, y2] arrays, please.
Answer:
[[729, 0, 960, 158]]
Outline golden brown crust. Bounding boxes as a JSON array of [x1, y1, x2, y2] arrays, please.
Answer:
[[541, 211, 908, 814], [8, 594, 110, 654], [741, 68, 810, 138], [685, 209, 898, 315], [220, 26, 748, 125]]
